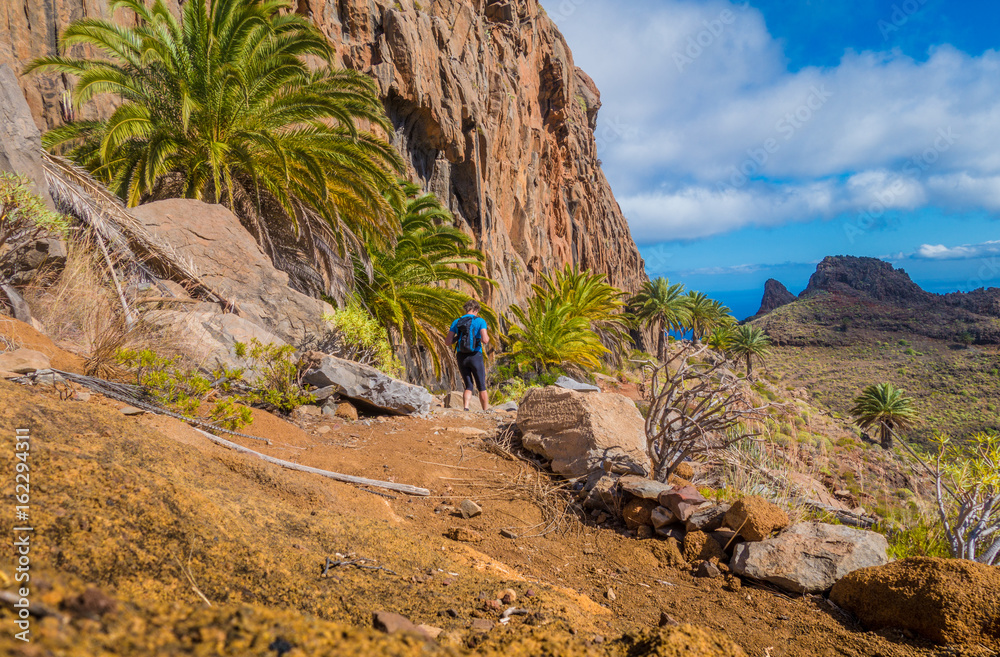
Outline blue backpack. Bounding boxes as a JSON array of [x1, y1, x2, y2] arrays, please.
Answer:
[[454, 316, 479, 354]]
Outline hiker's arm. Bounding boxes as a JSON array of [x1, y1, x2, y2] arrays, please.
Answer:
[[479, 328, 489, 346], [446, 331, 456, 347]]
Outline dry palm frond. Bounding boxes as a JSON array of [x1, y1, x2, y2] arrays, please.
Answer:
[[40, 152, 235, 310]]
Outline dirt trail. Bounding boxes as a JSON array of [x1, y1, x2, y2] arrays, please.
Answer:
[[0, 377, 982, 656]]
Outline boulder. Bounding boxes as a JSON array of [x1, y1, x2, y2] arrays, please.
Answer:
[[554, 375, 600, 392], [0, 65, 53, 206], [443, 391, 484, 411], [685, 504, 731, 533], [516, 386, 650, 478], [723, 496, 789, 541], [0, 348, 50, 374], [130, 199, 333, 348], [144, 309, 287, 374], [323, 401, 358, 421], [830, 557, 1000, 648], [659, 486, 708, 523], [730, 522, 888, 594], [305, 354, 433, 416]]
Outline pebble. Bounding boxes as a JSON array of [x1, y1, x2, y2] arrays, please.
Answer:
[[73, 391, 92, 402], [316, 426, 331, 434], [500, 529, 517, 539], [606, 587, 616, 602], [119, 406, 144, 416], [696, 561, 722, 579], [499, 589, 517, 604], [659, 611, 680, 627], [460, 499, 482, 519], [470, 619, 494, 632]]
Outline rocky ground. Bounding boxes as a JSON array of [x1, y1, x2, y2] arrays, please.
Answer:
[[0, 323, 991, 656]]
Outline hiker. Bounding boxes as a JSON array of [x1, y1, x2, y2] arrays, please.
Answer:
[[447, 300, 490, 411]]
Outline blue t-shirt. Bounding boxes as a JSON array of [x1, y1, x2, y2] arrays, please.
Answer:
[[450, 314, 488, 353]]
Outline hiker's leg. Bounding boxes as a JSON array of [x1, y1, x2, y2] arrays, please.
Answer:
[[463, 389, 473, 410], [472, 353, 488, 411], [459, 355, 475, 410]]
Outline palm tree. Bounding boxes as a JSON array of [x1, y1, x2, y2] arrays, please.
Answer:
[[706, 324, 734, 353], [535, 264, 632, 365], [728, 324, 771, 376], [850, 383, 916, 449], [506, 295, 608, 374], [629, 277, 689, 360], [355, 181, 493, 377], [27, 0, 403, 293], [684, 291, 719, 342]]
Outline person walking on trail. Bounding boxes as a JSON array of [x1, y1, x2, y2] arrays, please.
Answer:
[[447, 300, 490, 412]]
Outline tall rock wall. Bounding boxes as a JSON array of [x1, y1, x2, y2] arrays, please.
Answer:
[[0, 0, 647, 309]]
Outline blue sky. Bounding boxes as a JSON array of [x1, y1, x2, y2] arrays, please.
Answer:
[[539, 0, 1000, 318]]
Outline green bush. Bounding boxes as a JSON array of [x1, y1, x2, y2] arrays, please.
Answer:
[[0, 173, 69, 278], [234, 339, 316, 413], [324, 302, 403, 377]]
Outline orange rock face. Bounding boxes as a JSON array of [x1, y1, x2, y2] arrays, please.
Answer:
[[1, 0, 647, 307]]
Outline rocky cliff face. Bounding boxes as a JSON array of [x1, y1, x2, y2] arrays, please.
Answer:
[[0, 0, 647, 310], [755, 278, 796, 317], [801, 256, 931, 306]]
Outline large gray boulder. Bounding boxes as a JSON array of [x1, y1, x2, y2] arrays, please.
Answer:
[[145, 309, 287, 374], [516, 386, 651, 478], [0, 65, 53, 206], [730, 521, 889, 593], [130, 199, 332, 348], [304, 355, 433, 416]]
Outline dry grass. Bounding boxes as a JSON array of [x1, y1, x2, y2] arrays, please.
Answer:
[[22, 239, 185, 374]]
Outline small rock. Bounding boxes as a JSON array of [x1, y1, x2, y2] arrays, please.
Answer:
[[62, 587, 117, 618], [119, 406, 145, 416], [485, 599, 502, 612], [470, 619, 494, 632], [659, 611, 680, 627], [417, 624, 443, 639], [311, 386, 337, 401], [685, 503, 731, 532], [434, 504, 457, 515], [0, 348, 50, 374], [445, 527, 483, 543], [291, 404, 322, 419], [651, 506, 676, 529], [554, 376, 600, 392], [622, 497, 658, 530], [495, 401, 518, 412], [460, 499, 483, 519], [72, 391, 91, 402], [525, 589, 535, 597], [316, 425, 331, 434], [500, 529, 517, 539], [659, 486, 708, 522], [619, 475, 672, 500], [373, 611, 424, 636], [499, 589, 517, 604], [606, 587, 616, 602], [723, 575, 742, 592], [637, 525, 654, 539], [334, 402, 359, 421], [33, 369, 65, 386], [696, 561, 722, 579]]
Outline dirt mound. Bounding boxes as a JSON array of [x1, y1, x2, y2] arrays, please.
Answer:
[[830, 557, 1000, 647], [0, 316, 84, 373]]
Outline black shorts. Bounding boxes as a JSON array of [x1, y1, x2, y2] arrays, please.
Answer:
[[456, 351, 486, 392]]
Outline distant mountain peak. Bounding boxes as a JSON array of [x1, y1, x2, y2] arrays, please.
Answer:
[[802, 255, 931, 305], [756, 278, 797, 316]]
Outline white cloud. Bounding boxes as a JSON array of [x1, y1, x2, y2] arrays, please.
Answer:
[[914, 240, 1000, 260], [542, 0, 1000, 242]]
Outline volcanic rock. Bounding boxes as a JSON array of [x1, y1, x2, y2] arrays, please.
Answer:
[[755, 279, 796, 316]]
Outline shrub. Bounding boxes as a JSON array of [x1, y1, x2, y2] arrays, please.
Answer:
[[234, 339, 316, 413], [323, 302, 403, 377], [0, 173, 69, 283]]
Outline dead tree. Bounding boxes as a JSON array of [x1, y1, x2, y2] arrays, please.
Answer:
[[645, 344, 771, 483]]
